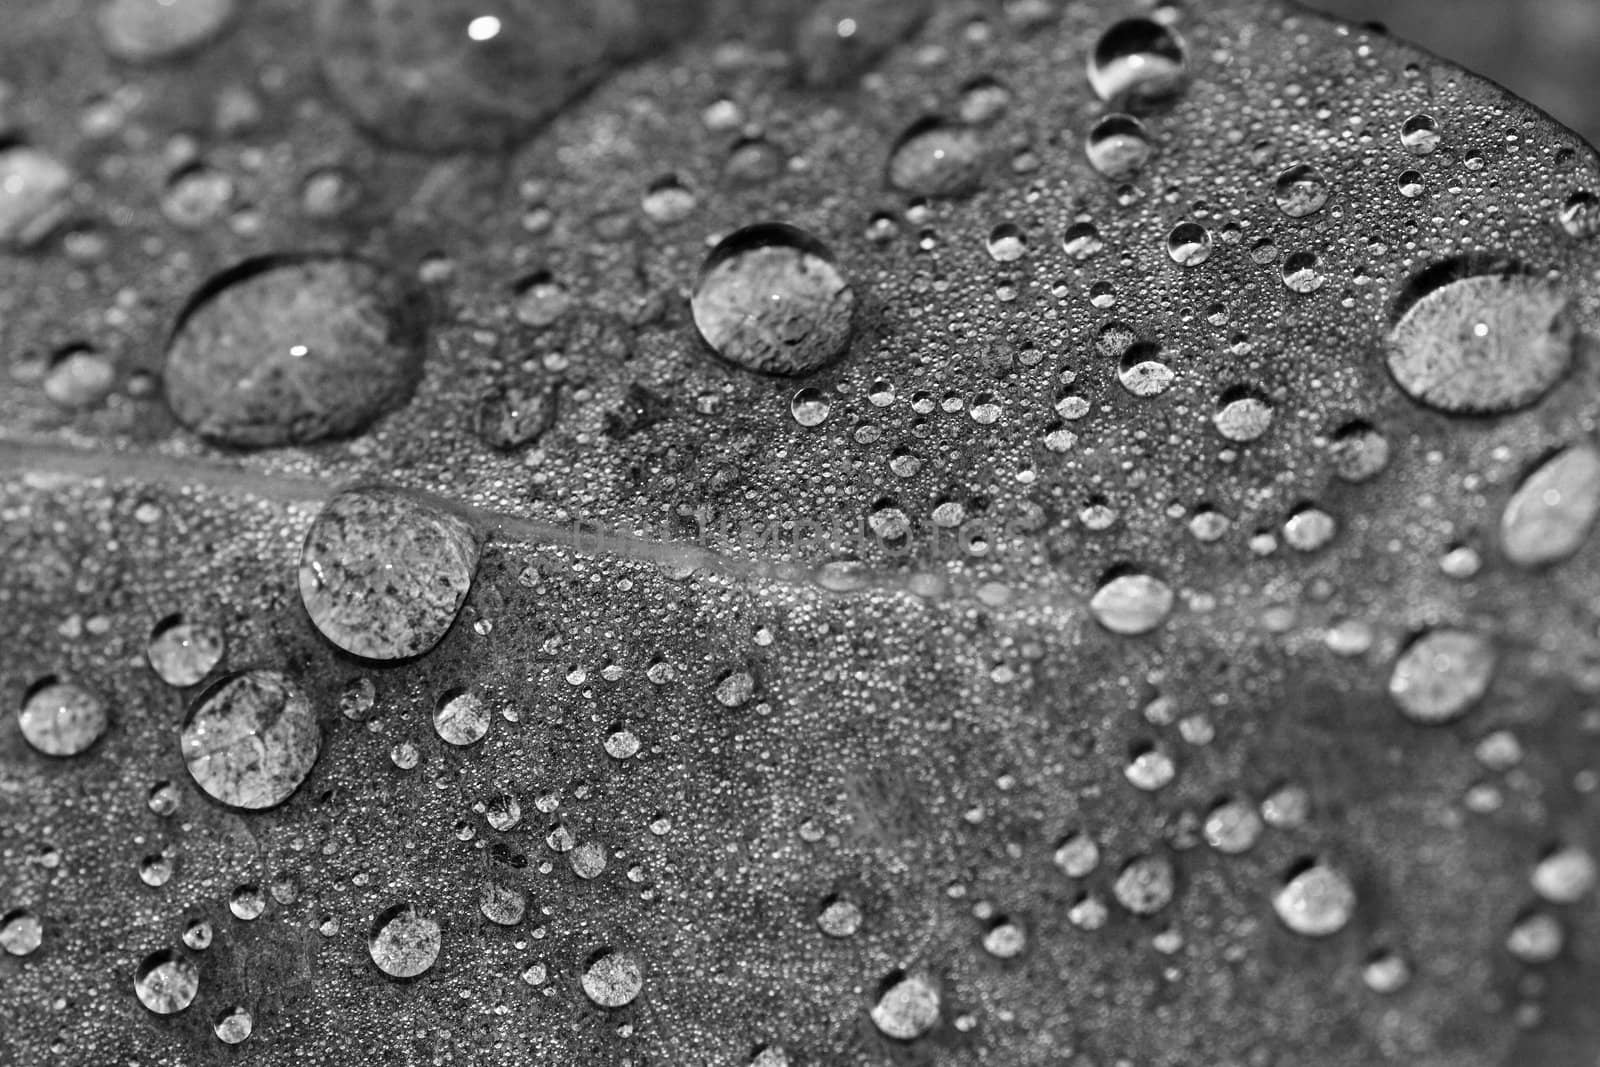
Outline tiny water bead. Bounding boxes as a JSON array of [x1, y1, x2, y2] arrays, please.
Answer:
[[1054, 833, 1100, 878], [886, 119, 988, 198], [182, 919, 213, 951], [0, 146, 73, 247], [1165, 222, 1212, 267], [96, 0, 235, 63], [229, 884, 265, 921], [1329, 420, 1391, 483], [1204, 797, 1263, 854], [42, 346, 115, 409], [180, 670, 322, 810], [1400, 113, 1441, 156], [1385, 262, 1576, 415], [1499, 444, 1600, 568], [1087, 18, 1187, 106], [368, 904, 441, 979], [1387, 629, 1496, 724], [817, 896, 863, 938], [1507, 911, 1563, 963], [133, 949, 199, 1014], [164, 255, 429, 447], [18, 677, 108, 757], [479, 882, 527, 926], [299, 486, 482, 661], [0, 909, 43, 956], [981, 918, 1027, 959], [146, 614, 225, 687], [1273, 861, 1356, 937], [1061, 222, 1104, 261], [434, 689, 490, 746], [986, 223, 1027, 262], [1530, 845, 1597, 904], [1089, 570, 1174, 635], [870, 972, 940, 1041], [581, 950, 643, 1008], [1272, 164, 1330, 218], [1085, 114, 1152, 180], [690, 224, 856, 377]]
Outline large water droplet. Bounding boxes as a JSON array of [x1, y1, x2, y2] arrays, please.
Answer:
[[164, 255, 428, 447], [368, 903, 440, 979], [870, 972, 940, 1040], [886, 119, 987, 197], [18, 677, 108, 757], [97, 0, 235, 62], [180, 670, 321, 810], [299, 486, 482, 661], [1387, 629, 1495, 724], [582, 949, 643, 1007], [1087, 18, 1187, 105], [1500, 444, 1600, 568], [1089, 570, 1174, 635], [690, 223, 856, 377], [1272, 163, 1330, 218], [1386, 260, 1576, 415], [133, 949, 199, 1014], [0, 909, 43, 956]]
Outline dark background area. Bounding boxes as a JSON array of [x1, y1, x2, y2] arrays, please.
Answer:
[[1302, 0, 1600, 148]]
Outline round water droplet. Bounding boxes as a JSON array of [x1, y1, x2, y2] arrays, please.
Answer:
[[97, 0, 234, 62], [982, 917, 1026, 959], [1089, 570, 1174, 635], [479, 882, 526, 925], [1500, 444, 1600, 568], [18, 677, 108, 757], [791, 387, 831, 427], [1273, 164, 1330, 218], [1559, 191, 1600, 239], [299, 486, 482, 661], [1085, 114, 1151, 180], [180, 670, 321, 810], [691, 223, 856, 377], [1204, 797, 1263, 854], [582, 949, 643, 1007], [134, 949, 199, 1014], [886, 119, 987, 198], [1283, 505, 1337, 552], [368, 903, 440, 979], [1280, 251, 1325, 293], [1273, 861, 1355, 937], [0, 146, 72, 247], [161, 164, 233, 228], [1400, 114, 1441, 156], [147, 613, 225, 687], [1531, 845, 1596, 904], [1087, 18, 1187, 105], [213, 1004, 252, 1044], [1113, 854, 1175, 914], [42, 346, 115, 410], [1386, 260, 1575, 415], [1213, 387, 1274, 442], [641, 175, 696, 224], [164, 255, 428, 447], [433, 689, 489, 746], [1166, 222, 1213, 266], [870, 972, 940, 1041], [0, 909, 43, 956], [1387, 629, 1495, 724], [1507, 911, 1563, 963], [1118, 343, 1174, 396]]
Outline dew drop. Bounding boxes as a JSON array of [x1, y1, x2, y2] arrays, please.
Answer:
[[368, 903, 441, 979], [1212, 387, 1274, 443], [582, 949, 643, 1008], [886, 119, 988, 198], [434, 689, 489, 746], [1329, 420, 1390, 483], [1273, 860, 1356, 937], [97, 0, 235, 63], [1280, 251, 1326, 293], [147, 613, 225, 687], [1085, 114, 1152, 180], [299, 486, 482, 661], [691, 223, 856, 377], [18, 677, 108, 757], [1166, 222, 1212, 266], [1559, 191, 1600, 239], [1112, 853, 1175, 914], [1400, 113, 1441, 156], [1272, 164, 1330, 218], [133, 949, 199, 1014], [0, 909, 43, 956], [1387, 629, 1495, 724], [870, 972, 940, 1041], [0, 146, 72, 247], [1089, 570, 1174, 635], [213, 1004, 253, 1044], [1531, 845, 1596, 904], [1499, 444, 1600, 568], [180, 670, 321, 810]]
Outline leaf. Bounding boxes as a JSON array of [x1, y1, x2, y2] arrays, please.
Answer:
[[2, 0, 1599, 1063]]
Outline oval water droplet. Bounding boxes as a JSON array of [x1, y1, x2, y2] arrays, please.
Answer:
[[870, 972, 940, 1041], [0, 909, 43, 956], [134, 949, 199, 1014], [1213, 387, 1274, 442], [1166, 222, 1213, 267], [1387, 629, 1495, 724], [1386, 260, 1576, 415], [147, 614, 225, 687], [18, 677, 108, 757], [1085, 114, 1152, 180], [1400, 113, 1441, 156], [0, 146, 73, 247], [1117, 342, 1175, 396], [691, 223, 856, 377], [299, 486, 481, 661], [1089, 570, 1174, 635], [1500, 444, 1600, 568], [1087, 18, 1187, 105], [1272, 164, 1330, 218], [97, 0, 235, 62], [164, 254, 428, 447], [886, 119, 987, 198], [1273, 860, 1356, 937], [582, 949, 643, 1007], [180, 670, 321, 810]]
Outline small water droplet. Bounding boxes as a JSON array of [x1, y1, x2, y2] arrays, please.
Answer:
[[1500, 444, 1600, 568], [1387, 629, 1495, 724], [886, 119, 987, 197], [1400, 113, 1441, 156], [134, 949, 199, 1014], [1087, 18, 1188, 105], [147, 613, 225, 687], [870, 972, 940, 1040], [18, 677, 108, 757], [1166, 222, 1213, 266], [1273, 860, 1356, 937], [180, 670, 321, 810], [368, 903, 441, 979]]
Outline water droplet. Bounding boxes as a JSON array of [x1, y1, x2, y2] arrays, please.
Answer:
[[870, 972, 940, 1040], [1061, 221, 1104, 261], [957, 75, 1011, 124], [1273, 164, 1330, 218], [1203, 797, 1263, 854], [147, 613, 225, 687], [180, 670, 321, 810], [213, 1004, 252, 1044], [1386, 260, 1575, 414], [1113, 853, 1175, 914], [1387, 629, 1495, 724], [1397, 170, 1425, 199], [1531, 844, 1596, 903], [886, 119, 987, 197], [1085, 114, 1152, 179], [582, 949, 643, 1007], [1507, 911, 1563, 963], [817, 895, 862, 938], [368, 903, 441, 979], [981, 917, 1027, 959], [0, 146, 72, 247], [18, 677, 108, 757], [182, 919, 213, 951], [791, 387, 832, 427], [715, 670, 756, 708], [1273, 860, 1355, 937], [1400, 113, 1441, 156], [1558, 191, 1600, 239], [1499, 444, 1600, 568], [97, 0, 235, 62], [161, 164, 234, 228], [1213, 387, 1274, 442], [0, 909, 43, 956], [1166, 222, 1213, 266], [1089, 570, 1174, 635], [133, 949, 199, 1014], [1280, 251, 1326, 293], [1087, 18, 1187, 105], [641, 175, 696, 224], [1118, 342, 1175, 396], [1362, 950, 1412, 994], [434, 689, 489, 746], [299, 486, 482, 661], [228, 883, 265, 921], [1283, 505, 1337, 552], [691, 223, 856, 377], [479, 882, 527, 926], [164, 255, 428, 447]]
